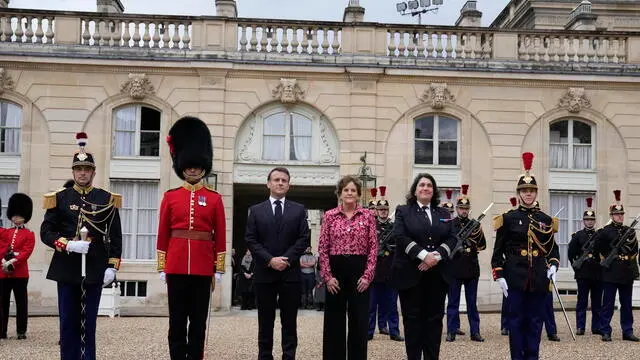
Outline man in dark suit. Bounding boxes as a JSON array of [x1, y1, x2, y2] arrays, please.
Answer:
[[245, 167, 310, 360]]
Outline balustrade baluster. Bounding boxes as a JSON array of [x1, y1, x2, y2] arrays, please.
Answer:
[[34, 17, 44, 43], [416, 31, 425, 58], [310, 27, 319, 54], [171, 22, 180, 48], [259, 26, 268, 52], [281, 27, 290, 53], [425, 31, 434, 58], [249, 25, 258, 52], [301, 28, 309, 54], [182, 23, 191, 49], [397, 31, 406, 57], [617, 37, 626, 63], [15, 17, 24, 42], [151, 22, 161, 48], [435, 32, 443, 58], [331, 28, 340, 54], [453, 31, 462, 59], [291, 27, 300, 54], [2, 16, 12, 42], [407, 32, 416, 57]]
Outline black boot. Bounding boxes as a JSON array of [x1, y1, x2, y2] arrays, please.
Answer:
[[623, 333, 640, 342], [471, 333, 485, 342], [501, 328, 509, 336], [446, 333, 456, 342], [602, 333, 612, 342], [548, 334, 560, 342]]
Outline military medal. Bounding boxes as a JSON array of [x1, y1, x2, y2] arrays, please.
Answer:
[[198, 195, 207, 206]]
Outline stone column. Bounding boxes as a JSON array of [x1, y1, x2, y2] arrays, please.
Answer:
[[0, 1, 9, 8], [215, 0, 237, 17], [97, 0, 124, 13], [455, 0, 482, 27], [343, 0, 365, 22]]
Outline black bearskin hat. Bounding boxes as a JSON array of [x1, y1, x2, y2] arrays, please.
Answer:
[[166, 116, 213, 180], [7, 193, 33, 223]]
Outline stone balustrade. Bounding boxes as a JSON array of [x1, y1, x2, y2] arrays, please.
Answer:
[[0, 8, 638, 67]]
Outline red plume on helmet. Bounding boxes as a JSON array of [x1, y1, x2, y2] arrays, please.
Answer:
[[586, 197, 593, 208], [522, 152, 534, 173], [370, 187, 377, 198], [614, 190, 621, 203], [445, 189, 453, 200], [166, 135, 175, 157], [510, 197, 517, 207], [76, 132, 88, 148], [461, 184, 469, 196], [379, 186, 387, 198], [610, 190, 624, 215]]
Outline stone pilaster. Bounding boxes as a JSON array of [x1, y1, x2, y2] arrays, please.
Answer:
[[215, 0, 237, 17], [343, 0, 365, 22]]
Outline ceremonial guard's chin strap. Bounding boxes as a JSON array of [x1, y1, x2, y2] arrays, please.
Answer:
[[183, 169, 205, 184]]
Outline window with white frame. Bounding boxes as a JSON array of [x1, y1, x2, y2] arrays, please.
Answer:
[[549, 119, 594, 170], [262, 110, 313, 161], [0, 177, 18, 226], [113, 105, 161, 157], [110, 180, 159, 260], [118, 280, 147, 297], [0, 101, 21, 154], [550, 192, 594, 268], [414, 115, 459, 166]]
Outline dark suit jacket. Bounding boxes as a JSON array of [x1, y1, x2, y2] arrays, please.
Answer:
[[390, 203, 458, 290], [245, 199, 310, 283]]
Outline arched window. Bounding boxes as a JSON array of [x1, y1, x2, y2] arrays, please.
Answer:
[[112, 104, 161, 157], [549, 119, 594, 170], [0, 101, 22, 154], [414, 114, 459, 166], [262, 110, 313, 161]]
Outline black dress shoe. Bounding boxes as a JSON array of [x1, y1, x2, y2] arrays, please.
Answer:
[[623, 333, 640, 342], [576, 329, 585, 336], [379, 328, 389, 335], [17, 334, 26, 340], [446, 333, 456, 342], [456, 329, 466, 336], [368, 334, 373, 341], [501, 328, 509, 336], [471, 333, 485, 342], [602, 334, 612, 342], [390, 334, 405, 341], [548, 334, 560, 342]]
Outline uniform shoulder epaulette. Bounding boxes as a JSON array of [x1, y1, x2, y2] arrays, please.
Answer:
[[42, 190, 61, 209], [109, 192, 122, 209], [204, 183, 219, 193], [551, 217, 559, 233], [165, 187, 181, 193], [492, 214, 504, 230]]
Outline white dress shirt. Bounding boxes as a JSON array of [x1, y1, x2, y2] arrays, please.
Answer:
[[415, 200, 441, 262]]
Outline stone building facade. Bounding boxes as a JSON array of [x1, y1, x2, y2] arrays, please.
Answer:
[[0, 0, 639, 312]]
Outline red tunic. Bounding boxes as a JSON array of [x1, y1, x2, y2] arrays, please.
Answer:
[[0, 227, 36, 279], [156, 181, 226, 276]]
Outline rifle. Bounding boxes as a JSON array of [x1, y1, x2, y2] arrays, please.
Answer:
[[571, 230, 597, 271], [600, 213, 640, 269], [450, 202, 494, 259]]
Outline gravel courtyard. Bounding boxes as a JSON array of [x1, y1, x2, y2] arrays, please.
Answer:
[[2, 309, 639, 359]]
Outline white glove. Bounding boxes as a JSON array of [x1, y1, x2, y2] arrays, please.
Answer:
[[215, 273, 222, 281], [66, 240, 90, 254], [547, 265, 557, 283], [103, 268, 117, 287], [159, 271, 166, 283], [2, 258, 15, 272], [497, 278, 509, 298]]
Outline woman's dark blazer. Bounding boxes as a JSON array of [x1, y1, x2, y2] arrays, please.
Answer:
[[390, 203, 458, 290]]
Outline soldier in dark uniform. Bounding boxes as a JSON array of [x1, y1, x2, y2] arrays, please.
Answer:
[[501, 197, 518, 336], [40, 132, 122, 360], [368, 186, 403, 342], [445, 184, 486, 343], [157, 117, 227, 360], [595, 190, 639, 342], [491, 152, 560, 360], [567, 197, 603, 336]]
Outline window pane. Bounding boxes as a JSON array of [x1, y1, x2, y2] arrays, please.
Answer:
[[263, 135, 285, 160], [263, 113, 286, 135], [573, 121, 591, 145], [573, 145, 591, 169], [438, 140, 457, 165], [114, 107, 137, 131], [0, 179, 18, 225], [550, 144, 568, 168], [549, 121, 568, 144], [140, 107, 161, 131], [0, 102, 22, 153], [438, 117, 457, 140], [138, 281, 147, 297], [140, 132, 159, 156], [414, 116, 434, 140], [550, 194, 569, 268], [290, 114, 312, 161], [414, 140, 433, 164], [126, 281, 136, 296], [136, 235, 155, 260]]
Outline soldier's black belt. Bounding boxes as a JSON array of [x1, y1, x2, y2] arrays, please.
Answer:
[[171, 229, 213, 241]]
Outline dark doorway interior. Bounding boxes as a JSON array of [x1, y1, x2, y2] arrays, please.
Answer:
[[232, 183, 337, 258]]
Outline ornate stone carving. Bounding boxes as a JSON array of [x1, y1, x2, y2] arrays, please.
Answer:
[[558, 87, 591, 113], [319, 121, 337, 164], [0, 68, 15, 94], [421, 83, 455, 110], [120, 73, 155, 100], [238, 117, 257, 161], [272, 78, 305, 103]]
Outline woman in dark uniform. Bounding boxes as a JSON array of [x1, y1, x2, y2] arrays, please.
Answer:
[[390, 173, 458, 360]]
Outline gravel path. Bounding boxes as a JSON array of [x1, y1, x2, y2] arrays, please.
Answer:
[[1, 310, 638, 359]]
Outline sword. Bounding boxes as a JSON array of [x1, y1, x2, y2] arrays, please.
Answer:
[[79, 226, 89, 360], [550, 277, 576, 341], [553, 207, 565, 218]]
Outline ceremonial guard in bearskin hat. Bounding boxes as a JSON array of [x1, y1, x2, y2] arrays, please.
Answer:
[[594, 190, 640, 342], [445, 185, 486, 343], [0, 193, 35, 340], [568, 197, 603, 336], [157, 116, 226, 360], [40, 132, 123, 360], [491, 152, 560, 359], [500, 197, 519, 336], [368, 186, 403, 342]]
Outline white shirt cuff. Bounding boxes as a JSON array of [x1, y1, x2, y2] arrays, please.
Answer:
[[417, 250, 428, 261]]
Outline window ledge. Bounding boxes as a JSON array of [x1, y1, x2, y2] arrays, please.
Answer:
[[235, 160, 338, 167], [0, 155, 21, 176], [550, 168, 596, 173], [549, 170, 596, 191], [413, 164, 461, 169], [411, 166, 461, 187], [111, 156, 160, 161]]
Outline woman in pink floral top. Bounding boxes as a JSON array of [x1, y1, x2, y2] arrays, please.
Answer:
[[318, 175, 378, 360]]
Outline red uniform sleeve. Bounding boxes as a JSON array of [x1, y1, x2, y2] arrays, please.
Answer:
[[156, 192, 172, 272], [213, 194, 227, 273]]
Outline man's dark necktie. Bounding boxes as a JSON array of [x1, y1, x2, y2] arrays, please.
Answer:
[[275, 200, 283, 224], [421, 205, 432, 226]]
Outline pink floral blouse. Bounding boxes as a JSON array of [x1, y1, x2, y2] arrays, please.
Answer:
[[318, 205, 378, 283]]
